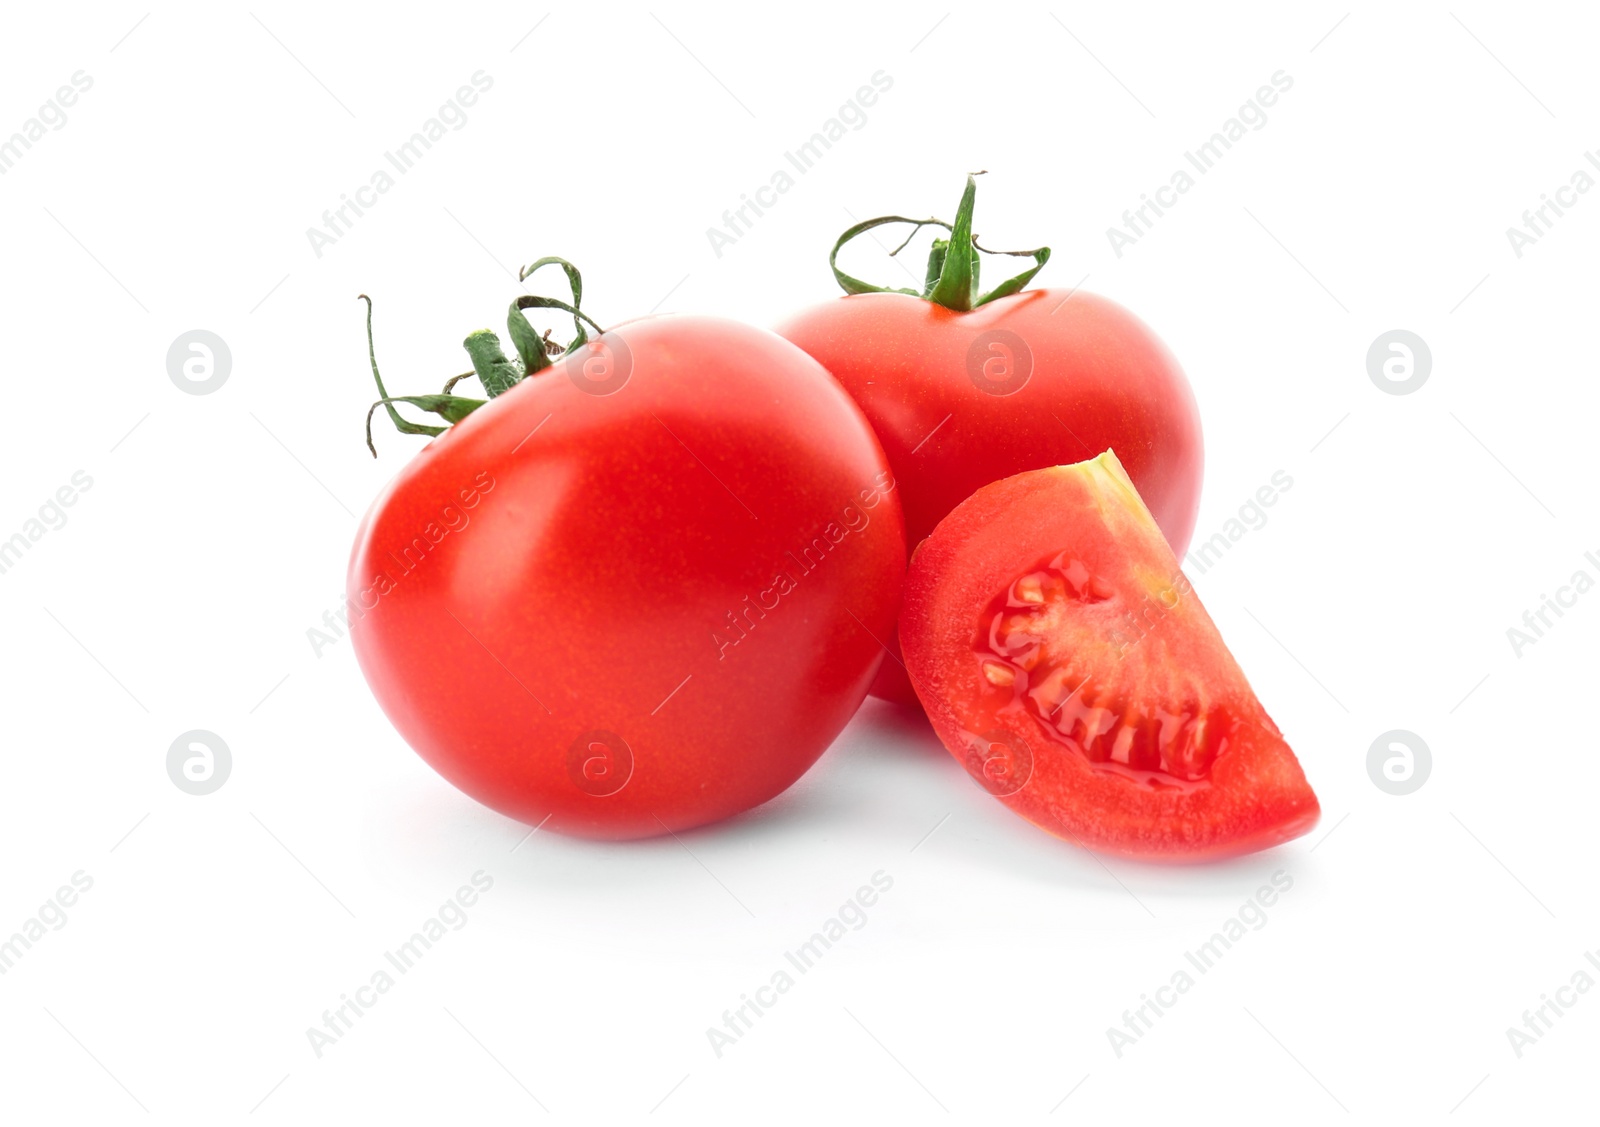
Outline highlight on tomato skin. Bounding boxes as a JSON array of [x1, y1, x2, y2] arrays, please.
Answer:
[[348, 271, 907, 841], [899, 451, 1319, 862]]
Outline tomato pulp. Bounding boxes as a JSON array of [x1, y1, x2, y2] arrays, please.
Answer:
[[349, 315, 905, 838], [899, 454, 1317, 860]]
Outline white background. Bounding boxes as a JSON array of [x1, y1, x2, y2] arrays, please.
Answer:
[[1, 2, 1595, 1122]]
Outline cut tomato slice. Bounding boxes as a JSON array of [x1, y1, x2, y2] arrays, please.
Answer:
[[900, 452, 1319, 861]]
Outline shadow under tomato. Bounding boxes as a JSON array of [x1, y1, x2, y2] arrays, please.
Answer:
[[365, 698, 1323, 915]]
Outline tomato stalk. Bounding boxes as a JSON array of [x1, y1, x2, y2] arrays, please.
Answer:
[[828, 173, 1051, 311], [359, 257, 604, 455]]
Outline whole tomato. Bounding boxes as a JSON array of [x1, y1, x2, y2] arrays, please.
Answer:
[[349, 272, 904, 838], [776, 177, 1203, 703]]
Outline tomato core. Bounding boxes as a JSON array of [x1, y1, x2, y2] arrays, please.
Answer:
[[976, 552, 1234, 790]]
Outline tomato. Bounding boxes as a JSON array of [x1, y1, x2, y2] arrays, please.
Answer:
[[899, 454, 1318, 861], [349, 293, 904, 839], [776, 177, 1203, 703]]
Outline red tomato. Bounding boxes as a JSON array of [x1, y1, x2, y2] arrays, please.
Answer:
[[349, 314, 905, 839], [777, 180, 1203, 703], [900, 455, 1318, 861]]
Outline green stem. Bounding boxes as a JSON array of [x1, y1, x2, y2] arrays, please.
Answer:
[[925, 175, 980, 310], [365, 394, 484, 457], [463, 330, 523, 398], [829, 215, 950, 297], [511, 257, 591, 372], [359, 295, 415, 437], [357, 256, 611, 453], [826, 174, 1052, 310]]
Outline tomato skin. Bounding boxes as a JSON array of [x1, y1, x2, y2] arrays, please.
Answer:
[[777, 289, 1203, 704], [348, 316, 905, 839], [900, 457, 1318, 862]]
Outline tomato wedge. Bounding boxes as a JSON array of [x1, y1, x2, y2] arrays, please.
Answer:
[[900, 453, 1319, 860]]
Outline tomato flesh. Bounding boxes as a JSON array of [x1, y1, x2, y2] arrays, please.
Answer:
[[979, 553, 1239, 788], [900, 453, 1318, 860]]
